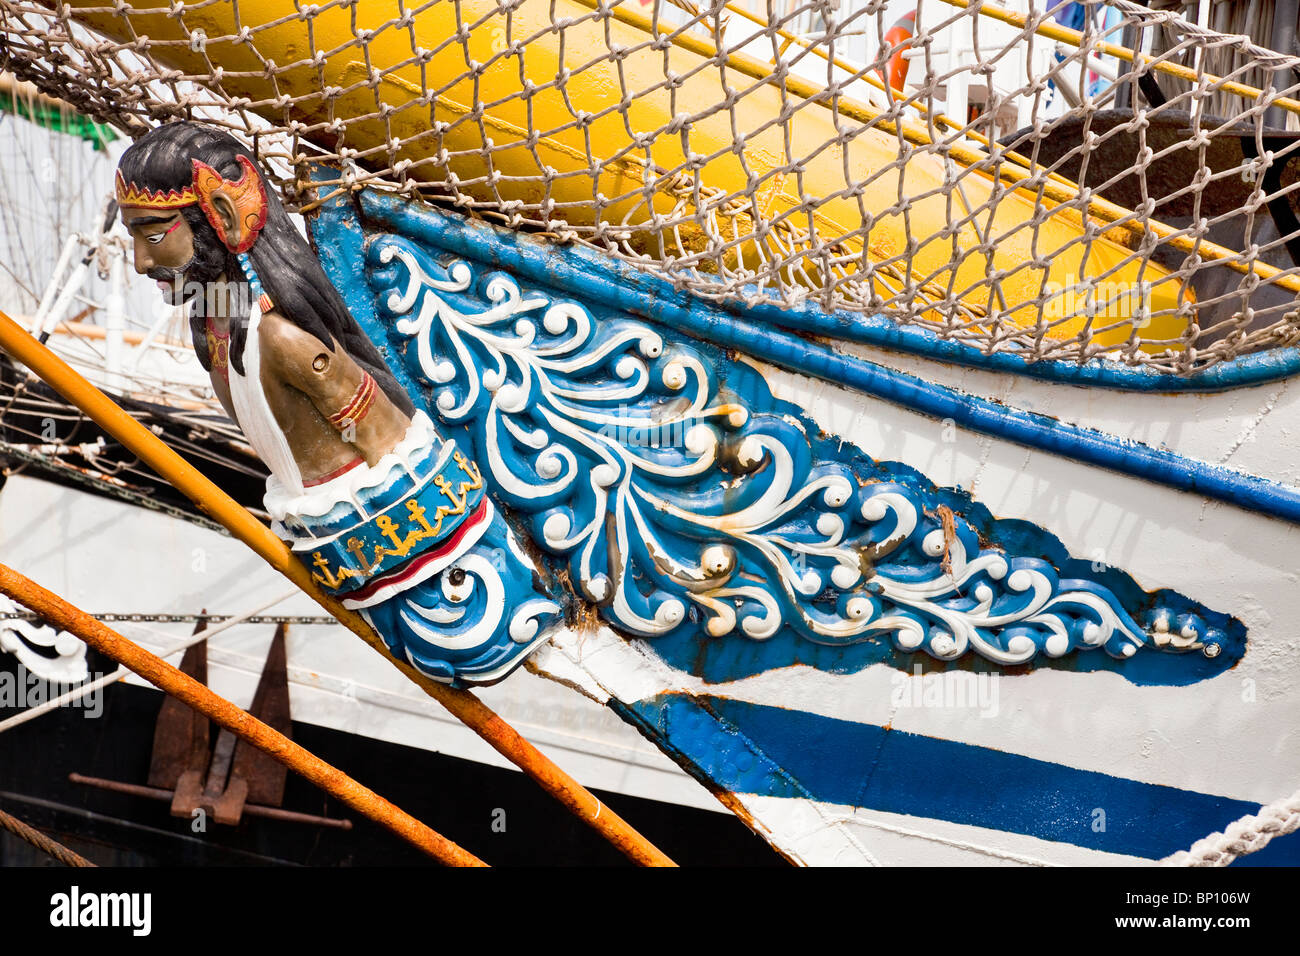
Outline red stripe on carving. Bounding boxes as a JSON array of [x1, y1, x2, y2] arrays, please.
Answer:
[[303, 456, 366, 488], [344, 497, 490, 603]]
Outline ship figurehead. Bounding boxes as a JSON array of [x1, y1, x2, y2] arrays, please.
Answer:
[[116, 122, 560, 684]]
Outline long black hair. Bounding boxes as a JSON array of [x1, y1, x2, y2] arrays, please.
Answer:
[[117, 123, 414, 415]]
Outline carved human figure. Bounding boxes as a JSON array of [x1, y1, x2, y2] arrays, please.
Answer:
[[115, 122, 556, 683], [116, 122, 415, 491]]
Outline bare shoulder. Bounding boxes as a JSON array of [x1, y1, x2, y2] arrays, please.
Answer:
[[257, 311, 330, 363], [256, 310, 353, 397], [257, 311, 343, 384]]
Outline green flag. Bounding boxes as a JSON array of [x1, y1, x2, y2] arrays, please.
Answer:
[[1, 93, 118, 151]]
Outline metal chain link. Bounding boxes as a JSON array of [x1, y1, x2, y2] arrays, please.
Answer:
[[2, 611, 340, 626]]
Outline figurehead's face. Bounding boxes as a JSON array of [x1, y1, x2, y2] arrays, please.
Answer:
[[116, 144, 269, 309], [120, 206, 228, 306], [122, 207, 195, 304]]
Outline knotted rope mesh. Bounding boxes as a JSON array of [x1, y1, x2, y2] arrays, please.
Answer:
[[3, 0, 1300, 374]]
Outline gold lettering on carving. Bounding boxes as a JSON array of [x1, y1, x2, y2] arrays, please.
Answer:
[[311, 551, 340, 590], [407, 499, 434, 534], [344, 537, 372, 573]]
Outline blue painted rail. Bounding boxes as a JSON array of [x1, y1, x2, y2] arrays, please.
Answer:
[[354, 193, 1300, 527]]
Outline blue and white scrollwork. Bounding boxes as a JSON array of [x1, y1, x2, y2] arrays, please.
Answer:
[[0, 595, 88, 683], [355, 505, 562, 683], [361, 236, 1238, 671]]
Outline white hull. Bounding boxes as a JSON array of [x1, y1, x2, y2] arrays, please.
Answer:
[[0, 475, 717, 813], [6, 332, 1300, 865]]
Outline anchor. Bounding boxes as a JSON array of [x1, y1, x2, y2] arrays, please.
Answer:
[[71, 619, 351, 830]]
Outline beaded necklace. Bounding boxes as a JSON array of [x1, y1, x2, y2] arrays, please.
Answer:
[[204, 262, 273, 386]]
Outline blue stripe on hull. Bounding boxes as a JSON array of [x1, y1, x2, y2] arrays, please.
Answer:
[[1232, 827, 1300, 866], [619, 693, 1299, 863]]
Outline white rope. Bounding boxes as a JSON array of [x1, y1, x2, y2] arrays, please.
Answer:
[[1161, 787, 1300, 866]]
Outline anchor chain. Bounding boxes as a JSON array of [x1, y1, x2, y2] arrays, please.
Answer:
[[2, 611, 339, 626]]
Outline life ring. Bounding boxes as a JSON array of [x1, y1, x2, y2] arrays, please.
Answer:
[[881, 9, 917, 94]]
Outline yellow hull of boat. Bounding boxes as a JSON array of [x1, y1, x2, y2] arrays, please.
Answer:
[[65, 0, 1190, 345]]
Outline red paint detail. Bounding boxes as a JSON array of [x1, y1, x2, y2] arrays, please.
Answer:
[[191, 154, 270, 254], [303, 456, 366, 488], [114, 170, 198, 209], [344, 497, 489, 602], [205, 316, 230, 385], [880, 10, 917, 94], [328, 373, 377, 429]]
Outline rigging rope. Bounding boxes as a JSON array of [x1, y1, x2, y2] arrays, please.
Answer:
[[0, 350, 269, 532], [1161, 785, 1300, 866], [3, 0, 1300, 373], [0, 439, 232, 533], [0, 804, 95, 866]]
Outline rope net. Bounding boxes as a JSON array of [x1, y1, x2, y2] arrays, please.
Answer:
[[4, 0, 1300, 374]]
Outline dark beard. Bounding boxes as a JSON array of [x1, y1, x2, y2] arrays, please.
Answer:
[[148, 234, 231, 308]]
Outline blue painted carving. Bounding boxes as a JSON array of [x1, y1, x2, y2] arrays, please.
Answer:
[[356, 193, 1300, 527], [272, 419, 560, 685], [308, 190, 1245, 684], [292, 170, 562, 687], [355, 504, 563, 684]]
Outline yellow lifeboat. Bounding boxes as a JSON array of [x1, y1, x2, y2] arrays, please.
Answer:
[[61, 0, 1191, 346]]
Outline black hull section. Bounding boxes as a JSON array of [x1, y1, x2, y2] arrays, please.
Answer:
[[0, 656, 780, 866]]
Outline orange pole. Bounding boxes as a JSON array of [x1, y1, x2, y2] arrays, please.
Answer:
[[0, 308, 676, 866], [0, 562, 485, 867]]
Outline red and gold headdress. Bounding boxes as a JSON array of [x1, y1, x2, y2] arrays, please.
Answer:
[[114, 173, 197, 209], [115, 153, 269, 255]]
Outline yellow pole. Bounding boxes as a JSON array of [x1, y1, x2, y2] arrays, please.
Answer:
[[942, 0, 1300, 121], [719, 0, 1078, 187], [576, 0, 1300, 295], [0, 562, 487, 867], [0, 307, 677, 868]]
